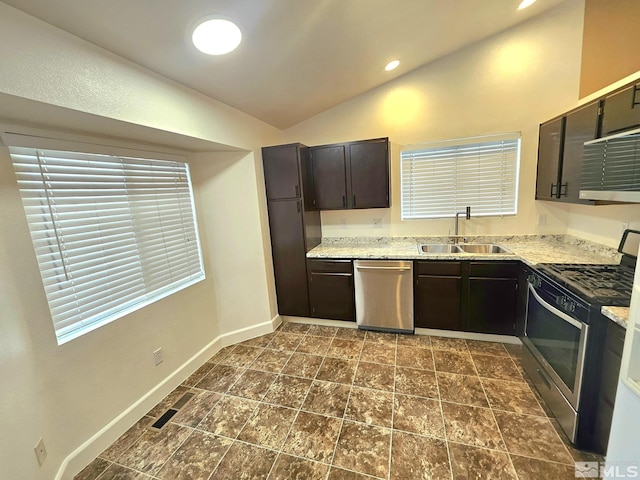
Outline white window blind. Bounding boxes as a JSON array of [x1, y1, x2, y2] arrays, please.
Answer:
[[10, 146, 205, 345], [401, 134, 520, 219]]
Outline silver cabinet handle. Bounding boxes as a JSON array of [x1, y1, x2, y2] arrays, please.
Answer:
[[355, 266, 412, 271]]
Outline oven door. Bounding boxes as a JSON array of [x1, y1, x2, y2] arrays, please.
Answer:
[[523, 277, 589, 410]]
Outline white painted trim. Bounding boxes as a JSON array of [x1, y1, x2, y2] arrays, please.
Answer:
[[58, 317, 279, 480], [282, 316, 521, 344], [282, 315, 358, 329], [414, 327, 521, 345]]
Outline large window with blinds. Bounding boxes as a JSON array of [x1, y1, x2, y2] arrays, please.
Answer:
[[400, 133, 520, 220], [10, 145, 205, 345], [401, 134, 521, 219]]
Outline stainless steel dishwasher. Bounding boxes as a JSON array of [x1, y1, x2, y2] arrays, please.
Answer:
[[353, 260, 414, 333]]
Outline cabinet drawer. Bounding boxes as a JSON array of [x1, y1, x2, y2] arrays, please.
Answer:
[[416, 261, 461, 276], [307, 259, 352, 273], [469, 261, 518, 278]]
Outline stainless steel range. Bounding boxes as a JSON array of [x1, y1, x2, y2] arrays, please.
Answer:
[[521, 230, 638, 451]]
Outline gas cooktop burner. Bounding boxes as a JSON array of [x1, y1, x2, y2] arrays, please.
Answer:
[[592, 288, 623, 297], [537, 262, 634, 306]]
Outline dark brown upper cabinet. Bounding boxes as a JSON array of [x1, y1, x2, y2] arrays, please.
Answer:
[[308, 144, 347, 209], [310, 137, 390, 210], [601, 83, 640, 136], [559, 102, 601, 203], [536, 101, 601, 203], [536, 117, 564, 201], [263, 143, 304, 200]]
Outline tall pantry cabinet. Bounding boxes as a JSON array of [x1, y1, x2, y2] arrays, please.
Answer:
[[262, 144, 321, 317]]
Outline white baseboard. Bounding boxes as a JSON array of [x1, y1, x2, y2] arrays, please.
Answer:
[[282, 316, 358, 329], [415, 327, 522, 345], [282, 316, 521, 345], [58, 316, 281, 480]]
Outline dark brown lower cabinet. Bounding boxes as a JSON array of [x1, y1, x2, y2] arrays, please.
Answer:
[[414, 260, 518, 334], [415, 262, 462, 330], [593, 319, 625, 453], [467, 262, 519, 335], [307, 259, 355, 321], [267, 199, 310, 316]]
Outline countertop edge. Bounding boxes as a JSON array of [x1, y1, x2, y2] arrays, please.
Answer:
[[601, 306, 629, 329]]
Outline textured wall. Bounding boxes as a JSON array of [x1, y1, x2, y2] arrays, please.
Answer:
[[0, 4, 280, 480]]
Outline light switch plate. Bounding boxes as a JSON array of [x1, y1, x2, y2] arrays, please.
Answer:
[[153, 348, 163, 366], [34, 438, 46, 466]]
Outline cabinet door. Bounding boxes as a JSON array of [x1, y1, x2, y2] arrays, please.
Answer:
[[310, 145, 347, 209], [415, 275, 462, 330], [348, 139, 389, 208], [602, 84, 640, 135], [561, 102, 600, 202], [262, 144, 301, 200], [593, 321, 625, 453], [515, 264, 530, 337], [267, 199, 309, 316], [467, 277, 517, 335], [536, 117, 564, 200], [308, 272, 355, 321]]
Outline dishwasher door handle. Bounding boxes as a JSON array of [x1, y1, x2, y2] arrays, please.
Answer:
[[355, 266, 412, 271]]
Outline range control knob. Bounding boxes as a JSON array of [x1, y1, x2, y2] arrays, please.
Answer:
[[556, 296, 576, 312], [528, 274, 542, 288]]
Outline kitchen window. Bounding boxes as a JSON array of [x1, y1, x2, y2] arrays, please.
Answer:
[[9, 143, 205, 345], [400, 133, 520, 219]]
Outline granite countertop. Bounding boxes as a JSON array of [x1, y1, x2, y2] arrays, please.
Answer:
[[601, 306, 630, 329], [308, 234, 628, 328], [307, 234, 621, 266]]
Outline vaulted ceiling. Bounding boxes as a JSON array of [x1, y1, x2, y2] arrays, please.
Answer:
[[3, 0, 570, 129]]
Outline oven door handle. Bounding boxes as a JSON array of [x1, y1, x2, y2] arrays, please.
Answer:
[[528, 283, 584, 330]]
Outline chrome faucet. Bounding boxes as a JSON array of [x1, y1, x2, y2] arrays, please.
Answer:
[[453, 206, 471, 242]]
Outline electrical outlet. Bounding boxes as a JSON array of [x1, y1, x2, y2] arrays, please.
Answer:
[[34, 438, 47, 466], [153, 348, 163, 366], [622, 222, 630, 235], [373, 218, 383, 229], [340, 219, 347, 229], [537, 213, 547, 226]]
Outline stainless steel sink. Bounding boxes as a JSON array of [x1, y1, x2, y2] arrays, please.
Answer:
[[457, 244, 513, 254], [420, 244, 463, 253]]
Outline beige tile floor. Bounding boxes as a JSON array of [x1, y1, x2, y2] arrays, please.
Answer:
[[75, 322, 601, 480]]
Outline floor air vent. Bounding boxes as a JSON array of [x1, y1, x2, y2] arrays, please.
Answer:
[[148, 391, 196, 432]]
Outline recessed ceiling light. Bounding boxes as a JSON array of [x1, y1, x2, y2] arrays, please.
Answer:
[[385, 60, 400, 72], [192, 18, 242, 55], [518, 0, 536, 10]]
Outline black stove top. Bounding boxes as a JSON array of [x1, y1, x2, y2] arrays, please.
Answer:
[[537, 229, 639, 306], [537, 263, 634, 306]]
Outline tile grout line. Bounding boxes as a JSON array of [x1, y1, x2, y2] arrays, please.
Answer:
[[470, 342, 520, 480], [433, 336, 455, 480], [326, 330, 365, 474], [387, 333, 399, 480], [265, 327, 335, 478]]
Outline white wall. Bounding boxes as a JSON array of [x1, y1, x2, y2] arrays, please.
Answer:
[[190, 151, 275, 334], [284, 2, 587, 240], [0, 4, 281, 480]]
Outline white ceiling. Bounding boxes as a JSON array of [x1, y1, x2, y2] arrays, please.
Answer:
[[3, 0, 570, 129]]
